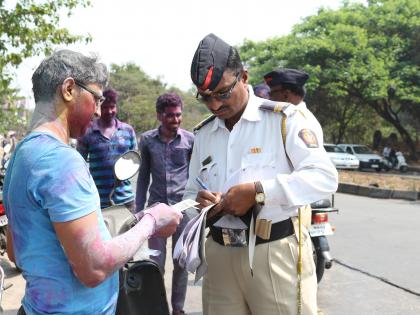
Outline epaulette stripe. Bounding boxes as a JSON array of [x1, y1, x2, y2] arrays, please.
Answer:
[[298, 110, 306, 118], [193, 115, 216, 132], [259, 102, 285, 114]]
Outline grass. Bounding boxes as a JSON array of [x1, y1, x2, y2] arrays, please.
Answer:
[[339, 170, 420, 192]]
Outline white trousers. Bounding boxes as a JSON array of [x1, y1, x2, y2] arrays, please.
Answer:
[[203, 218, 317, 315]]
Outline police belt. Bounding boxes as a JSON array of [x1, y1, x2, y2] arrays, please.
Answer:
[[209, 213, 294, 246]]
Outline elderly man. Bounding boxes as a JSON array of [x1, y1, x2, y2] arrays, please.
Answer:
[[136, 92, 194, 315], [183, 34, 338, 315], [77, 88, 137, 211], [4, 50, 182, 315]]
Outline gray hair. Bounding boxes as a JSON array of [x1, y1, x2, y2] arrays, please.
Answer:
[[32, 49, 108, 103]]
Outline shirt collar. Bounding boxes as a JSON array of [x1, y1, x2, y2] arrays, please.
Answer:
[[92, 118, 122, 131], [157, 126, 182, 141]]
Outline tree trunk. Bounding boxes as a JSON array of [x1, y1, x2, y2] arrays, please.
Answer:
[[369, 100, 417, 161]]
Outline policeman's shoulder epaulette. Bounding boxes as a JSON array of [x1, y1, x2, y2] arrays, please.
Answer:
[[259, 100, 289, 114], [193, 114, 216, 133]]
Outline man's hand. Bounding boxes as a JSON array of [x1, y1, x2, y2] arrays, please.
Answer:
[[145, 203, 183, 238], [219, 182, 256, 216], [196, 190, 223, 219], [196, 190, 222, 209]]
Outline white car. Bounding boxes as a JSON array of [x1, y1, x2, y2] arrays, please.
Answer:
[[324, 144, 359, 170], [337, 144, 383, 171]]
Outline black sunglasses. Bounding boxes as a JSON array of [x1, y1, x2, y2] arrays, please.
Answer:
[[196, 72, 242, 103], [75, 81, 106, 106]]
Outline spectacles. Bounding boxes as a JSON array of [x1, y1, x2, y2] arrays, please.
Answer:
[[162, 112, 182, 118], [75, 81, 106, 107], [196, 72, 241, 103]]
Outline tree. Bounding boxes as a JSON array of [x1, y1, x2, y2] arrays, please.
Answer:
[[0, 0, 91, 131], [239, 0, 419, 159], [108, 63, 208, 135]]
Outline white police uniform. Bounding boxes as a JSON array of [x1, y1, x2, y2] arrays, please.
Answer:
[[183, 87, 338, 315]]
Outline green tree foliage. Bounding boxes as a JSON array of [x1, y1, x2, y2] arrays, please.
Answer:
[[0, 0, 91, 92], [240, 0, 420, 159], [108, 63, 208, 135], [0, 0, 91, 133]]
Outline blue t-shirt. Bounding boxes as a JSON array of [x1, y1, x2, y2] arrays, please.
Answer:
[[3, 132, 118, 314]]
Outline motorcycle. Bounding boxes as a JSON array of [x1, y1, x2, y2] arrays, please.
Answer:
[[308, 196, 338, 283], [102, 150, 170, 315], [382, 151, 408, 173]]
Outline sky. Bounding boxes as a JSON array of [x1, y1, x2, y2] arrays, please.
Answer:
[[13, 0, 352, 108]]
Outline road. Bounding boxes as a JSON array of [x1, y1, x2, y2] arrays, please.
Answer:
[[318, 193, 420, 315], [1, 193, 419, 314]]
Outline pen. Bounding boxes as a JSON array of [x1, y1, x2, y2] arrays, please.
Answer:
[[195, 177, 209, 190]]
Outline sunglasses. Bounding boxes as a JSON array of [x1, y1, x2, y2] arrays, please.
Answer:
[[75, 81, 106, 107], [196, 72, 242, 103]]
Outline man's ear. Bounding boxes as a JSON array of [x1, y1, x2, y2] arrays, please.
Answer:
[[157, 112, 163, 122], [241, 70, 249, 84], [61, 77, 77, 102]]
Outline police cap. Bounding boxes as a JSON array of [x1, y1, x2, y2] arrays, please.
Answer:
[[191, 33, 231, 92], [264, 68, 309, 88]]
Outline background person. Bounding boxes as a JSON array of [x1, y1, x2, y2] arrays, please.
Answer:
[[252, 83, 270, 99], [136, 92, 194, 315], [77, 88, 137, 211], [184, 33, 338, 315], [264, 68, 324, 228], [4, 50, 181, 315]]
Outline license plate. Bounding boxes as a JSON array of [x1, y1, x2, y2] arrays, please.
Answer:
[[371, 164, 379, 168], [0, 215, 8, 226], [309, 222, 333, 237]]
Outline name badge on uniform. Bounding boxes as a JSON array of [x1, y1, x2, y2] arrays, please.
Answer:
[[255, 219, 272, 240], [249, 147, 262, 154]]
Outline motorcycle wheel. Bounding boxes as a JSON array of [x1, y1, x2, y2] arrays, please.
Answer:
[[312, 243, 325, 283], [400, 165, 408, 173]]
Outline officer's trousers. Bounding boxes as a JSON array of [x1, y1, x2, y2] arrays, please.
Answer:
[[202, 217, 317, 315]]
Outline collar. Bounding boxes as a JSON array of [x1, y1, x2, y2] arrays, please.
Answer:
[[92, 118, 121, 131], [156, 126, 182, 140]]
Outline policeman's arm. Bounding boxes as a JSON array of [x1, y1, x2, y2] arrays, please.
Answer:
[[54, 203, 181, 288], [6, 227, 15, 263], [262, 112, 338, 207], [135, 135, 150, 211]]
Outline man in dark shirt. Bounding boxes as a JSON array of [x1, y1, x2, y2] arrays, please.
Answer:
[[77, 89, 137, 210], [136, 92, 194, 315]]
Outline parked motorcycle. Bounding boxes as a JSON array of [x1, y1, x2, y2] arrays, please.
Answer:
[[102, 150, 170, 315], [382, 151, 408, 173], [308, 196, 338, 282]]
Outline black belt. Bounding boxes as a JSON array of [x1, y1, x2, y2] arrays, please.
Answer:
[[209, 217, 294, 246]]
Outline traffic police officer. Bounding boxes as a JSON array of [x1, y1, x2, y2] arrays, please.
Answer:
[[183, 33, 338, 315]]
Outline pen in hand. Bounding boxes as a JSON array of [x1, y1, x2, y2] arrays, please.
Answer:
[[195, 176, 209, 191]]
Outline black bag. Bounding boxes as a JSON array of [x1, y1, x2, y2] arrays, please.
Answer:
[[116, 259, 169, 315]]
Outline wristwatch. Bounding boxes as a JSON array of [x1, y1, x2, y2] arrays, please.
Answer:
[[254, 181, 265, 206]]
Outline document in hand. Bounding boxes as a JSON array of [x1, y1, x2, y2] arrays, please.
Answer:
[[173, 204, 216, 283]]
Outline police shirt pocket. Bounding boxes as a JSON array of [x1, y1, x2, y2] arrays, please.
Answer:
[[241, 152, 276, 169], [198, 161, 217, 187]]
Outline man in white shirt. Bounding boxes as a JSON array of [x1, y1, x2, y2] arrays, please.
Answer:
[[184, 33, 338, 315]]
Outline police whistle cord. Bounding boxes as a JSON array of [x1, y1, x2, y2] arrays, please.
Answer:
[[333, 258, 420, 298], [296, 207, 303, 315]]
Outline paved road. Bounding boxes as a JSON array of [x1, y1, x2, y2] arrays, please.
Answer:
[[318, 193, 420, 315], [2, 193, 419, 314]]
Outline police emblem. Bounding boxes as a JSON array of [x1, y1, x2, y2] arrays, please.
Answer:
[[298, 129, 319, 148]]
